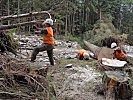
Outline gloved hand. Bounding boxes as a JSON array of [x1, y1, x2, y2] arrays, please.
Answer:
[[40, 29, 48, 35]]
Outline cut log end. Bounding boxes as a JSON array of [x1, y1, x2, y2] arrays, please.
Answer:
[[102, 71, 132, 100]]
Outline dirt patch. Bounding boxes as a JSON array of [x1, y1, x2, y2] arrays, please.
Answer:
[[48, 59, 105, 100], [47, 44, 106, 100]]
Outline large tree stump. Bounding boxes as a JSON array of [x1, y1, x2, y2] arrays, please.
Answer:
[[102, 71, 132, 100]]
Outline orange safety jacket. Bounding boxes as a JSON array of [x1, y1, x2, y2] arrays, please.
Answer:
[[77, 49, 87, 59], [113, 50, 127, 61], [43, 27, 54, 44]]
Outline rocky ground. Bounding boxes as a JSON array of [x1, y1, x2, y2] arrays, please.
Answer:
[[10, 34, 105, 100], [48, 48, 105, 100], [7, 34, 133, 100]]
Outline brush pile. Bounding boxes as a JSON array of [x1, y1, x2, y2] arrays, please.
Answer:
[[0, 54, 56, 99], [0, 31, 18, 55]]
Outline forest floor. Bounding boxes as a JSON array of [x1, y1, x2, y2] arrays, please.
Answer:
[[28, 40, 106, 100], [48, 46, 105, 100], [6, 35, 133, 100], [28, 40, 133, 100]]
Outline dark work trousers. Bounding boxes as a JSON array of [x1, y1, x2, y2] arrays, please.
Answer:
[[31, 43, 54, 65]]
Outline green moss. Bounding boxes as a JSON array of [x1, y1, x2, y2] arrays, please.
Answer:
[[4, 29, 19, 54]]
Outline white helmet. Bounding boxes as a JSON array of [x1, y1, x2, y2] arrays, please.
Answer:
[[83, 52, 89, 60], [111, 42, 117, 48], [42, 18, 53, 26]]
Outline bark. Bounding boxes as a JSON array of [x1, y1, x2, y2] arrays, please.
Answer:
[[65, 15, 68, 35], [99, 8, 102, 20], [83, 40, 114, 60], [83, 40, 100, 53], [102, 71, 132, 100]]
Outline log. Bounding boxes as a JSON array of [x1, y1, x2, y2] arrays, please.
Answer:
[[0, 20, 44, 30], [0, 11, 51, 21], [83, 40, 114, 60], [83, 40, 100, 53], [102, 71, 132, 100]]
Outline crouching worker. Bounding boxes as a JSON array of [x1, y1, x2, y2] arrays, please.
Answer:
[[31, 18, 55, 65], [111, 42, 127, 61], [77, 49, 90, 60]]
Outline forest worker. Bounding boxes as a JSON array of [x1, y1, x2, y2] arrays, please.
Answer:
[[111, 42, 127, 61], [31, 18, 55, 65], [77, 49, 90, 60]]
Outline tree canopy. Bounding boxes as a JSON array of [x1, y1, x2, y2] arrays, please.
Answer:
[[0, 0, 133, 36]]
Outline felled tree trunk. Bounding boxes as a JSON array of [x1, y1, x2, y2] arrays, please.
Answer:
[[102, 71, 132, 100], [83, 40, 114, 60], [83, 40, 100, 53]]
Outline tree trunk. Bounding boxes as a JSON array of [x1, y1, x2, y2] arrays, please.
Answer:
[[102, 71, 132, 100], [7, 0, 10, 25], [65, 14, 68, 36], [83, 40, 115, 60], [99, 8, 102, 20], [83, 40, 100, 53]]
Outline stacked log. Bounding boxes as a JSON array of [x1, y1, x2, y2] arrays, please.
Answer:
[[0, 11, 52, 30], [0, 20, 44, 30], [0, 11, 51, 22]]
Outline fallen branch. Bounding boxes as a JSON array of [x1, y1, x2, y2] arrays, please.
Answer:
[[0, 91, 32, 99], [0, 54, 55, 99], [25, 75, 46, 91], [0, 11, 51, 21], [0, 20, 44, 30]]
